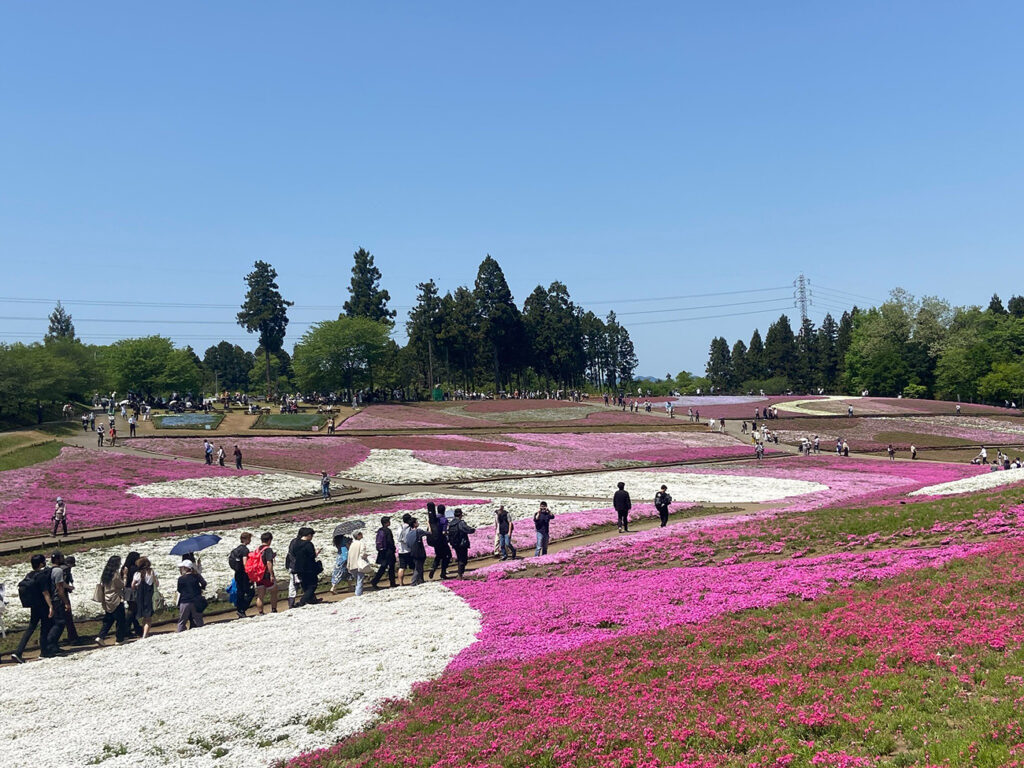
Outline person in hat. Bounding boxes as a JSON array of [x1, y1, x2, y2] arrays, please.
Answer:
[[447, 509, 476, 578], [370, 516, 397, 589], [291, 527, 322, 607], [176, 560, 207, 632], [52, 497, 67, 537]]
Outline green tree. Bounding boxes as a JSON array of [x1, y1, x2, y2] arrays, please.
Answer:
[[405, 280, 443, 389], [293, 317, 392, 396], [816, 313, 839, 390], [764, 314, 797, 380], [730, 339, 748, 387], [46, 301, 76, 342], [474, 255, 524, 391], [705, 337, 732, 392], [203, 342, 255, 391], [343, 248, 395, 322], [1008, 295, 1024, 318], [237, 261, 294, 398], [438, 287, 481, 391], [988, 293, 1007, 314], [747, 329, 766, 375]]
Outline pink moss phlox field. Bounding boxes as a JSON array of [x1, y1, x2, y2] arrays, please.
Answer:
[[446, 544, 982, 669], [338, 405, 486, 430], [464, 502, 695, 557], [414, 431, 760, 471], [131, 436, 371, 474], [776, 415, 1024, 449], [659, 454, 986, 511], [0, 447, 267, 536]]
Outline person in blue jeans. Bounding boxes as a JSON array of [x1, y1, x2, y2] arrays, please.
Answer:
[[321, 471, 332, 500], [494, 505, 516, 560], [533, 502, 554, 557]]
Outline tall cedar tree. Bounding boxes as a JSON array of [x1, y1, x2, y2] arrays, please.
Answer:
[[473, 255, 523, 390], [706, 337, 732, 391], [237, 261, 293, 398], [46, 301, 76, 342], [406, 280, 443, 388], [344, 248, 396, 322]]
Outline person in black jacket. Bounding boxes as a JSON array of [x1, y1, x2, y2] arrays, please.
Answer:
[[447, 509, 476, 578], [228, 532, 252, 619], [370, 517, 397, 589], [426, 502, 452, 580], [613, 482, 632, 533], [291, 527, 321, 607], [176, 561, 208, 631], [654, 485, 672, 528]]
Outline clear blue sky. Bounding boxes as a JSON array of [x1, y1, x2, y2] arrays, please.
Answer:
[[3, 2, 1022, 376]]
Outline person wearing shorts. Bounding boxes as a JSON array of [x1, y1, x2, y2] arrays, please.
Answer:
[[254, 532, 278, 614]]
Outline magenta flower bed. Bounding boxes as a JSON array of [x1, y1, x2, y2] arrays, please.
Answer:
[[413, 431, 761, 472], [0, 447, 270, 537], [132, 436, 371, 474], [447, 544, 982, 669], [338, 405, 486, 430], [660, 454, 986, 511]]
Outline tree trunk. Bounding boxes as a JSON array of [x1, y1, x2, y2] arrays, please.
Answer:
[[264, 347, 272, 399]]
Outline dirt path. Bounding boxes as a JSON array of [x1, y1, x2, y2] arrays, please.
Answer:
[[0, 503, 735, 665]]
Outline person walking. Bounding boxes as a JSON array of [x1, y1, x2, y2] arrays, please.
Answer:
[[43, 551, 70, 657], [320, 471, 332, 501], [494, 505, 516, 560], [613, 482, 632, 533], [911, 444, 918, 460], [887, 443, 896, 462], [204, 440, 213, 465], [654, 485, 672, 527], [228, 532, 253, 619], [52, 497, 68, 537], [330, 534, 351, 594], [62, 555, 81, 643], [217, 446, 226, 467], [9, 554, 53, 663], [128, 415, 136, 437], [347, 530, 371, 596], [396, 513, 412, 586], [108, 424, 117, 446], [406, 517, 428, 585], [252, 532, 278, 614], [427, 503, 452, 580], [131, 557, 158, 639], [447, 508, 475, 578], [533, 502, 554, 556], [122, 551, 144, 638], [370, 516, 397, 589], [291, 527, 322, 607], [233, 444, 243, 470], [94, 555, 126, 646], [96, 423, 105, 447], [175, 561, 207, 631]]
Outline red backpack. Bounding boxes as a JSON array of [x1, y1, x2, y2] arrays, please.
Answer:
[[244, 546, 268, 583]]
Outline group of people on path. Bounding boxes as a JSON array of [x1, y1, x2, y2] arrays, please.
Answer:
[[203, 440, 244, 469]]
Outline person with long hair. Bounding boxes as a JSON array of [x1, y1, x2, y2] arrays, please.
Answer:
[[95, 555, 126, 646], [122, 551, 144, 638], [427, 502, 451, 580], [130, 557, 159, 639]]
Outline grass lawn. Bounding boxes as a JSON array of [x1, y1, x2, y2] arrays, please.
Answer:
[[254, 412, 327, 430], [0, 441, 63, 471]]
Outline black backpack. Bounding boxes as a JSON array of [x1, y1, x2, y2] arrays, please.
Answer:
[[447, 523, 466, 549], [227, 545, 248, 573], [17, 567, 50, 609]]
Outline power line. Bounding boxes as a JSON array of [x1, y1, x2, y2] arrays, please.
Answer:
[[616, 295, 793, 316], [0, 297, 413, 311], [0, 316, 322, 326], [813, 285, 881, 305], [583, 285, 793, 306], [625, 304, 795, 327]]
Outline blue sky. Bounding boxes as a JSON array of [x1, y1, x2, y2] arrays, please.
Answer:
[[2, 2, 1022, 375]]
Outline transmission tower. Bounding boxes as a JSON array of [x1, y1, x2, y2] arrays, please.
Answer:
[[793, 273, 811, 326]]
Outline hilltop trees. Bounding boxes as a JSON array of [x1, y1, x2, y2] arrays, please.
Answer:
[[237, 261, 293, 398], [343, 248, 396, 322]]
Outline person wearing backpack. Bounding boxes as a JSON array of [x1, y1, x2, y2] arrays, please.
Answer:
[[405, 517, 428, 586], [447, 508, 476, 579], [43, 551, 70, 657], [427, 503, 452, 580], [251, 532, 278, 615], [10, 554, 53, 663], [654, 485, 673, 528], [228, 532, 253, 619], [291, 527, 322, 607]]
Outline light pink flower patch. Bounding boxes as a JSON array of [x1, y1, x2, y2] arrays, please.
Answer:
[[0, 447, 276, 536], [132, 436, 371, 474]]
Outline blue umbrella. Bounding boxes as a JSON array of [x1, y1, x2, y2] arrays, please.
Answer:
[[169, 533, 222, 556]]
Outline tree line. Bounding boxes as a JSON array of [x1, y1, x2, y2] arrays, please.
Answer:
[[0, 251, 638, 425], [705, 290, 1024, 403]]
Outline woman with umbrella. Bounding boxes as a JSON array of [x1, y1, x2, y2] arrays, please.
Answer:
[[329, 520, 364, 594]]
